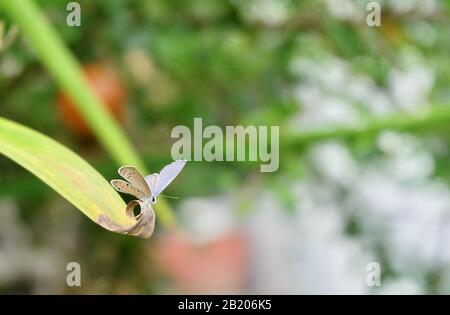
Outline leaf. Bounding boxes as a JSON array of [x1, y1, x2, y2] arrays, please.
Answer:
[[0, 117, 154, 238], [0, 0, 176, 229]]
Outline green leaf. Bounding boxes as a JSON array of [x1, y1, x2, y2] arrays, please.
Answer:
[[0, 117, 154, 237]]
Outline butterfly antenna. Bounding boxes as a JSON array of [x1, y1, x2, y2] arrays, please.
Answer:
[[159, 194, 179, 200]]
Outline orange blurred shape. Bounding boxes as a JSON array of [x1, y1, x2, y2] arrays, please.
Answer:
[[154, 231, 248, 294], [57, 63, 126, 137]]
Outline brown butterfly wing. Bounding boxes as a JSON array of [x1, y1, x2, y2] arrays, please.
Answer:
[[118, 166, 151, 198], [111, 179, 148, 201]]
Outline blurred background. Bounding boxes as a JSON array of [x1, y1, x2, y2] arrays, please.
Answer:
[[0, 0, 450, 294]]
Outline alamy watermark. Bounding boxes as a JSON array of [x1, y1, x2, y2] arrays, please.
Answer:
[[64, 1, 380, 28], [66, 2, 81, 27], [171, 118, 279, 172], [366, 261, 381, 287], [66, 261, 81, 287], [367, 1, 381, 27]]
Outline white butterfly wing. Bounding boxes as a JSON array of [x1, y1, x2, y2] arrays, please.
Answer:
[[144, 173, 158, 193], [152, 160, 186, 197]]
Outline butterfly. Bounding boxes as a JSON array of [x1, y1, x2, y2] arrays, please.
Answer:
[[110, 160, 186, 238], [111, 159, 186, 208]]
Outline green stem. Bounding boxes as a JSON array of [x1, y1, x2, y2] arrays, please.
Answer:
[[284, 105, 450, 150], [0, 0, 175, 228]]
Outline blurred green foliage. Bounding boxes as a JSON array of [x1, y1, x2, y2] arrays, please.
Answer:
[[0, 0, 449, 293]]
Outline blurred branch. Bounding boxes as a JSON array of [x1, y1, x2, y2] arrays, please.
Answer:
[[0, 0, 175, 229], [0, 22, 18, 52], [163, 12, 320, 32], [284, 105, 450, 151], [163, 10, 446, 32]]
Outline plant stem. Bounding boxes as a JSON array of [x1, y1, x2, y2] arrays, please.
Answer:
[[284, 105, 450, 150]]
